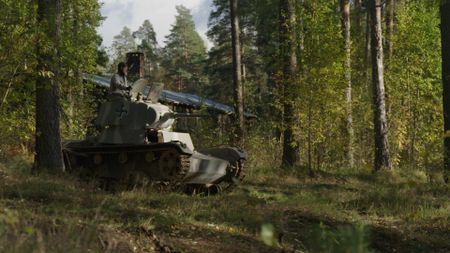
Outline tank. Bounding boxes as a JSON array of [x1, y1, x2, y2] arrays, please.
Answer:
[[62, 79, 246, 194]]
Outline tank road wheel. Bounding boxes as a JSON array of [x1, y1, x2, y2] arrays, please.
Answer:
[[118, 152, 128, 164], [158, 149, 180, 179], [93, 154, 103, 165], [207, 185, 222, 195], [145, 152, 155, 163]]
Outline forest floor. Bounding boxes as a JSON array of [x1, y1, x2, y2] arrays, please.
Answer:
[[0, 156, 449, 253]]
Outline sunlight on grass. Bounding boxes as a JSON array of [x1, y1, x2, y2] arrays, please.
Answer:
[[0, 157, 449, 252]]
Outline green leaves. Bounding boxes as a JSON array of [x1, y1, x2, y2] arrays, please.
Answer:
[[386, 0, 442, 168], [111, 26, 136, 62], [260, 223, 276, 246]]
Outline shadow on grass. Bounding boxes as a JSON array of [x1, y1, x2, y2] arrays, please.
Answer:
[[282, 210, 450, 253], [1, 159, 449, 253], [156, 224, 278, 253]]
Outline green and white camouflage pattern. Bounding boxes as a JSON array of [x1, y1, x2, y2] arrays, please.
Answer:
[[62, 80, 246, 194]]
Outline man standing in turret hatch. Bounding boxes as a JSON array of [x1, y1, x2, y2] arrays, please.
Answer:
[[110, 62, 130, 96]]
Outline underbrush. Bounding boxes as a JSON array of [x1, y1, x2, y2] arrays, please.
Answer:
[[0, 156, 449, 253]]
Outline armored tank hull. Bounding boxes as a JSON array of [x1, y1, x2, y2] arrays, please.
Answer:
[[63, 140, 246, 193]]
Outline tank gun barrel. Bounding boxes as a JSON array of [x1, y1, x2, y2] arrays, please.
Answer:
[[150, 112, 210, 130], [171, 112, 210, 118]]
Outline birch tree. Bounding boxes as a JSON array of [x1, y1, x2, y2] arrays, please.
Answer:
[[369, 0, 391, 171], [341, 0, 354, 167]]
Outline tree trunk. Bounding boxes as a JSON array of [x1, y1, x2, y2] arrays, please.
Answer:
[[341, 0, 354, 168], [230, 0, 245, 145], [280, 0, 299, 167], [369, 0, 391, 171], [34, 0, 64, 172], [355, 0, 363, 29], [365, 7, 371, 89], [441, 0, 450, 182], [386, 0, 395, 60], [307, 91, 313, 175]]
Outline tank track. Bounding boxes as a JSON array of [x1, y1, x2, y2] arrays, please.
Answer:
[[63, 142, 245, 194], [62, 142, 193, 192], [157, 154, 190, 192]]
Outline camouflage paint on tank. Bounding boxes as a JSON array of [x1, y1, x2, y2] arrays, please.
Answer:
[[95, 95, 173, 144], [63, 78, 246, 193]]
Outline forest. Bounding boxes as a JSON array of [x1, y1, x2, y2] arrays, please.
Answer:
[[0, 0, 449, 252]]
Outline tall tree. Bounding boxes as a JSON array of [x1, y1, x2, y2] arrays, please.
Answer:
[[355, 0, 363, 28], [365, 4, 372, 87], [134, 20, 159, 75], [206, 0, 266, 109], [386, 0, 395, 60], [341, 0, 354, 167], [111, 26, 136, 64], [369, 0, 391, 171], [206, 0, 234, 103], [280, 0, 299, 167], [162, 5, 207, 92], [441, 0, 450, 182], [230, 0, 245, 144], [35, 0, 64, 171]]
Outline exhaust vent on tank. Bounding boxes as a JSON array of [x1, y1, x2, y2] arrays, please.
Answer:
[[126, 52, 145, 82]]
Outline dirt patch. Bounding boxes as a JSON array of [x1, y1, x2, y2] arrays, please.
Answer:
[[155, 224, 277, 253]]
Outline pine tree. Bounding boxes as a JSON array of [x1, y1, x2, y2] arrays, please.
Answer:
[[206, 0, 266, 106], [441, 0, 450, 182], [162, 5, 207, 92], [280, 0, 299, 167], [230, 0, 245, 144], [206, 0, 233, 102], [111, 26, 136, 64], [35, 0, 64, 172], [134, 20, 159, 75]]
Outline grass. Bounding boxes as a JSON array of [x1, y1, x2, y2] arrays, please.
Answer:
[[0, 156, 449, 253]]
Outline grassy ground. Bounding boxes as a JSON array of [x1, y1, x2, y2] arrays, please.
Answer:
[[0, 156, 449, 253]]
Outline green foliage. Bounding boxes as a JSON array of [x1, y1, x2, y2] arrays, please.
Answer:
[[306, 223, 373, 253], [386, 1, 442, 168], [203, 0, 444, 173], [59, 0, 103, 140], [0, 0, 102, 153], [0, 1, 37, 153], [162, 5, 207, 92], [134, 20, 160, 78], [110, 26, 136, 66], [0, 0, 448, 249], [1, 157, 449, 252], [293, 0, 347, 168], [206, 0, 269, 116]]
